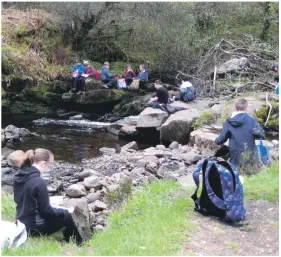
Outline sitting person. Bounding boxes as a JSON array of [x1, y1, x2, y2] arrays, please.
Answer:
[[174, 79, 196, 102], [13, 148, 82, 245], [83, 60, 95, 78], [71, 60, 85, 92], [123, 65, 136, 87], [215, 98, 265, 167], [135, 64, 149, 90], [100, 61, 118, 89], [147, 80, 169, 107]]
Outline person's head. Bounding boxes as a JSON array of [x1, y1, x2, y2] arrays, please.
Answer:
[[234, 98, 248, 111], [7, 150, 25, 168], [154, 79, 162, 89], [103, 61, 110, 68], [127, 65, 133, 71], [75, 59, 81, 65], [83, 60, 89, 66], [139, 64, 145, 72], [22, 148, 54, 172]]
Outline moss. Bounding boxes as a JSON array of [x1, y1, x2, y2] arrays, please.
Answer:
[[254, 102, 279, 130], [194, 110, 218, 129], [112, 89, 128, 101], [9, 100, 54, 114]]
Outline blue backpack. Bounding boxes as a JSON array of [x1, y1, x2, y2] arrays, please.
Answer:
[[191, 158, 246, 222], [255, 138, 270, 165], [181, 86, 196, 102]]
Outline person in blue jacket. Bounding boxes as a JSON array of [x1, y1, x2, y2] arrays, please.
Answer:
[[71, 60, 85, 92], [135, 64, 149, 90], [215, 98, 265, 167], [100, 61, 118, 89]]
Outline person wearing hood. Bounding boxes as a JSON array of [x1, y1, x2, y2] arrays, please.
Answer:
[[215, 98, 265, 167], [13, 148, 82, 245]]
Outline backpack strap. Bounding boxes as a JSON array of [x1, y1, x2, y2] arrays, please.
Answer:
[[204, 162, 226, 210], [191, 159, 206, 210]]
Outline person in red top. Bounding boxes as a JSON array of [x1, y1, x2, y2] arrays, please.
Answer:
[[122, 65, 136, 87], [83, 61, 95, 77]]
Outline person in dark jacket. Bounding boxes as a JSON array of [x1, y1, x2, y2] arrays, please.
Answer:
[[13, 148, 82, 245], [123, 65, 136, 87], [100, 61, 118, 89], [147, 80, 169, 107], [215, 98, 265, 167]]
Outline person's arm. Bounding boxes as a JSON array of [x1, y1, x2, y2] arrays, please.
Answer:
[[149, 96, 158, 102], [105, 70, 114, 78], [215, 123, 231, 145], [252, 118, 265, 138], [36, 179, 68, 219]]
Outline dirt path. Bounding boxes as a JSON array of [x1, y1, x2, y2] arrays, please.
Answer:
[[179, 200, 279, 256]]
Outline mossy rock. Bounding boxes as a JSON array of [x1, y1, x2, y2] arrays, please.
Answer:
[[9, 101, 54, 114]]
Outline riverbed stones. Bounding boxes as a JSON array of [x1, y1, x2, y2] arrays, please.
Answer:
[[93, 200, 107, 211], [119, 125, 139, 137], [69, 114, 84, 120], [63, 198, 91, 241], [107, 123, 123, 135], [94, 225, 104, 233], [1, 167, 13, 175], [77, 168, 99, 180], [121, 141, 138, 151], [4, 124, 34, 139], [66, 184, 87, 198], [131, 167, 146, 175], [180, 151, 202, 164], [84, 175, 101, 189], [136, 155, 159, 167], [86, 192, 102, 203], [169, 141, 179, 149], [145, 162, 158, 174], [136, 107, 169, 128], [160, 109, 201, 145]]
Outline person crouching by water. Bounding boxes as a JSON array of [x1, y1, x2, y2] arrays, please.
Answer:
[[146, 80, 169, 107], [101, 61, 118, 89], [13, 148, 82, 245]]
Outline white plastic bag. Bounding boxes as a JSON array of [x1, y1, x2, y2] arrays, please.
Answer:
[[1, 220, 27, 249]]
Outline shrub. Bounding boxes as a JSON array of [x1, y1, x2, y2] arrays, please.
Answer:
[[193, 110, 218, 129]]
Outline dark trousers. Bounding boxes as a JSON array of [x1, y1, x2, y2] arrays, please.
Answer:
[[28, 213, 82, 245], [71, 77, 86, 92], [102, 78, 118, 88], [125, 77, 133, 86]]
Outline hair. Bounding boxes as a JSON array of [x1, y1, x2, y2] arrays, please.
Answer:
[[22, 148, 54, 167], [7, 150, 25, 168], [235, 98, 248, 111], [155, 79, 162, 85]]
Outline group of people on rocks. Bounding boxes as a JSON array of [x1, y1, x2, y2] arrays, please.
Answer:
[[70, 60, 149, 92]]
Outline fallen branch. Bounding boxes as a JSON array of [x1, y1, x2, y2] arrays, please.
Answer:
[[265, 92, 273, 127]]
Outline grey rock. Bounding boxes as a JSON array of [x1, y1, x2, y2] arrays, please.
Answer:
[[145, 162, 158, 174], [217, 57, 248, 74], [128, 155, 144, 163], [77, 169, 99, 180], [49, 196, 64, 206], [107, 124, 123, 135], [163, 172, 177, 181], [94, 200, 107, 211], [119, 125, 139, 137], [137, 155, 159, 168], [86, 192, 102, 203], [1, 167, 13, 174], [131, 167, 146, 175], [121, 141, 138, 151], [136, 107, 169, 128], [107, 184, 120, 192], [99, 147, 116, 154], [180, 151, 202, 164], [63, 198, 91, 241], [84, 175, 101, 189], [2, 185, 13, 194], [1, 160, 8, 167], [94, 224, 104, 233], [66, 184, 87, 198], [1, 147, 15, 158], [89, 211, 97, 227], [169, 141, 179, 149], [156, 145, 166, 150]]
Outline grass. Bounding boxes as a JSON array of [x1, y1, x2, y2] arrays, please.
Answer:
[[193, 110, 218, 129], [1, 180, 194, 256], [244, 161, 279, 202]]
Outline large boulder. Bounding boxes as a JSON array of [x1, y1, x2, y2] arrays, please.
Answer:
[[113, 93, 154, 117], [189, 128, 229, 156], [63, 198, 92, 241], [180, 151, 202, 164], [217, 57, 248, 74], [62, 89, 128, 105], [160, 108, 201, 145], [84, 78, 104, 91], [84, 175, 102, 190], [119, 125, 139, 137], [121, 141, 138, 151], [136, 107, 169, 129]]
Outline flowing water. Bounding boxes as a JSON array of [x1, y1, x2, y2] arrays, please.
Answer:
[[2, 114, 151, 163]]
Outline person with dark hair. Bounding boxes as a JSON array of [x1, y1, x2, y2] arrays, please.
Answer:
[[13, 148, 82, 245], [100, 61, 118, 89], [215, 98, 265, 167], [147, 80, 169, 107]]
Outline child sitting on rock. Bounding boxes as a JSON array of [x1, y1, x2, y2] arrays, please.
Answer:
[[215, 98, 265, 167]]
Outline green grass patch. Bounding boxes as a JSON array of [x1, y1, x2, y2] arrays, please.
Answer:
[[193, 110, 218, 129], [89, 180, 194, 255], [2, 192, 16, 222], [244, 161, 279, 202]]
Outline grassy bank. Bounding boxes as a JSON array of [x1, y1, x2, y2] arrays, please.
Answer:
[[244, 161, 279, 202], [2, 180, 193, 256]]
